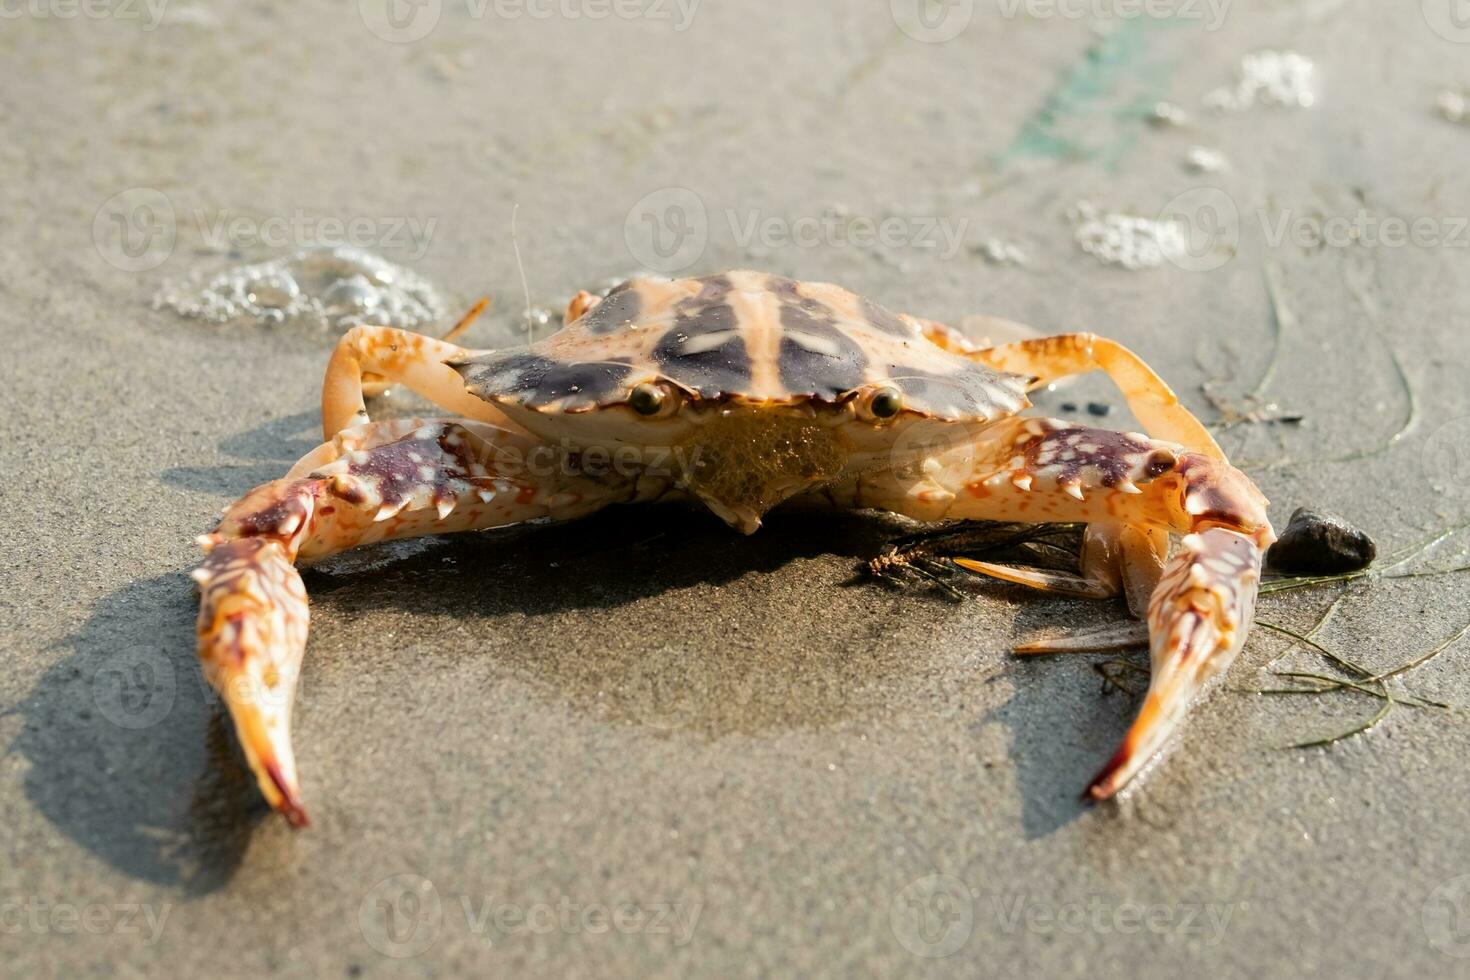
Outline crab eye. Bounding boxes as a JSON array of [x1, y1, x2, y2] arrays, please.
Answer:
[[629, 382, 678, 417], [863, 386, 904, 422]]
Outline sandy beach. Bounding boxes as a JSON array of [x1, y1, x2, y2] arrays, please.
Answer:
[[3, 2, 1470, 976]]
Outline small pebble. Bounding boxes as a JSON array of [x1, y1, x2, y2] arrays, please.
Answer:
[[975, 238, 1027, 266], [1437, 89, 1467, 124], [1184, 146, 1229, 174], [1148, 101, 1190, 127], [1266, 507, 1377, 575]]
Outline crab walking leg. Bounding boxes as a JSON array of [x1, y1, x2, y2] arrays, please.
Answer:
[[917, 326, 1223, 592], [955, 521, 1165, 617], [1087, 528, 1260, 799], [965, 332, 1224, 459], [358, 299, 489, 398], [846, 416, 1272, 798], [194, 417, 658, 825], [565, 289, 600, 324], [856, 417, 1271, 536], [321, 325, 510, 439]]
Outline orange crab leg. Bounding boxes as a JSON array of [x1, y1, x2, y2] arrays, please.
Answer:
[[849, 415, 1272, 799], [1087, 528, 1261, 799], [194, 417, 659, 824], [956, 330, 1223, 459], [321, 324, 510, 439]]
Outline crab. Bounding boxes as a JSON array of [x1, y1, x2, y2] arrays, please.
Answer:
[[192, 270, 1273, 826]]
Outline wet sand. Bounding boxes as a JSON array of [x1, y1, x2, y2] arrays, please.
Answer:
[[4, 3, 1470, 976]]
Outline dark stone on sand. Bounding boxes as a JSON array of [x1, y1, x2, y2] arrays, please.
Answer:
[[1267, 507, 1377, 575]]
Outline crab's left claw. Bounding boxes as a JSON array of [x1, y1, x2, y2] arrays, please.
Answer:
[[1087, 528, 1263, 801], [193, 535, 311, 827]]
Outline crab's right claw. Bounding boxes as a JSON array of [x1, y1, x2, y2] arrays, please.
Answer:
[[1087, 528, 1263, 801], [193, 536, 311, 827]]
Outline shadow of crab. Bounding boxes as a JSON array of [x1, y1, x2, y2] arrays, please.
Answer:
[[303, 500, 939, 738], [10, 572, 271, 892], [19, 409, 1162, 881], [982, 597, 1142, 840], [301, 498, 1156, 842]]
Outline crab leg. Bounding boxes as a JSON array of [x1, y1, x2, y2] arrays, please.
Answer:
[[917, 326, 1229, 607], [194, 417, 659, 824], [1089, 527, 1260, 798], [921, 328, 1224, 459], [321, 325, 510, 439], [850, 416, 1272, 799], [955, 521, 1167, 617]]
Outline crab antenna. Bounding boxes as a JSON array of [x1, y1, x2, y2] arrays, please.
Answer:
[[510, 202, 534, 347], [439, 296, 489, 345]]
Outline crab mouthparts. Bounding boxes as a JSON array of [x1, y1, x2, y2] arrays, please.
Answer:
[[680, 412, 846, 533]]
